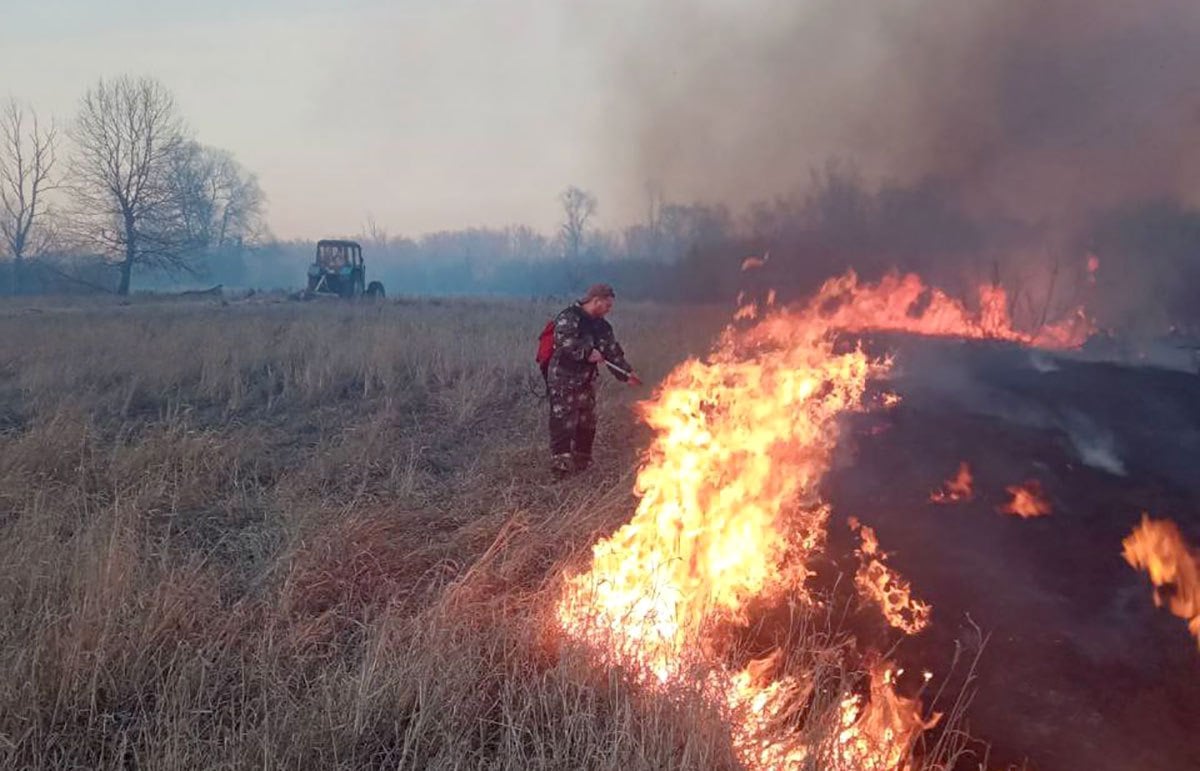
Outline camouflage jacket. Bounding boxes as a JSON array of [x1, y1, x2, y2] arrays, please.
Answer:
[[548, 303, 633, 389]]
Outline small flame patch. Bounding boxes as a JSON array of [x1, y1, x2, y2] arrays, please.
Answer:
[[850, 518, 932, 635], [1123, 513, 1200, 647], [931, 462, 974, 504], [999, 480, 1051, 518]]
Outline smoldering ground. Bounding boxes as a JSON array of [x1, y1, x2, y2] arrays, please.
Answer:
[[827, 333, 1200, 770]]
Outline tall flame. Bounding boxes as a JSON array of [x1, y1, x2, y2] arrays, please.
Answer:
[[1122, 514, 1200, 647], [556, 269, 1089, 768], [557, 316, 876, 680]]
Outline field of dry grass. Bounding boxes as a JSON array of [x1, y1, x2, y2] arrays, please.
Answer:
[[0, 294, 972, 770]]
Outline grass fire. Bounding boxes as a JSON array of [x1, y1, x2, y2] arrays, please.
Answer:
[[5, 1, 1200, 768], [1, 262, 1199, 770]]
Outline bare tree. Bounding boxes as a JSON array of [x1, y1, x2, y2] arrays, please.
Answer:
[[361, 213, 389, 251], [209, 149, 266, 249], [171, 141, 266, 249], [559, 185, 597, 261], [0, 99, 58, 292], [69, 76, 194, 294]]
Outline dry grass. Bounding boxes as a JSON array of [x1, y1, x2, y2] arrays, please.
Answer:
[[0, 294, 977, 769]]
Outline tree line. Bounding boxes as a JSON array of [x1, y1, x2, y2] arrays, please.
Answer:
[[5, 77, 1200, 336], [218, 166, 1200, 337]]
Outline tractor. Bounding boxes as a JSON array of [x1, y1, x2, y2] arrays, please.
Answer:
[[306, 239, 385, 299]]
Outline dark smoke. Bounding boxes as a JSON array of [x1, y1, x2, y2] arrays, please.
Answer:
[[595, 0, 1200, 227], [551, 0, 1200, 334]]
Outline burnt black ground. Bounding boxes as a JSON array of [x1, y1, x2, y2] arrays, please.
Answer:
[[825, 335, 1200, 771]]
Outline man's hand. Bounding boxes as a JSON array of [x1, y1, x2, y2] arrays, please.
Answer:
[[627, 373, 643, 387], [587, 349, 604, 364]]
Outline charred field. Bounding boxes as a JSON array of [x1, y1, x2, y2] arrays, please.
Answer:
[[0, 292, 1196, 770], [828, 335, 1200, 770]]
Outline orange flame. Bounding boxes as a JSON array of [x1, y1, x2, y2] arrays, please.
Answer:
[[556, 269, 1081, 767], [809, 270, 1092, 349], [999, 481, 1052, 518], [557, 319, 876, 679], [851, 518, 932, 635], [931, 462, 974, 504], [837, 663, 941, 769], [556, 300, 931, 763], [1122, 514, 1200, 647]]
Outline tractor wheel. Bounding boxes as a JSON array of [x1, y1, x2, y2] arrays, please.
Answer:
[[366, 281, 385, 300]]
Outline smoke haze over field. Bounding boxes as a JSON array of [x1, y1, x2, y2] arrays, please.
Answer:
[[588, 0, 1200, 228], [7, 0, 1200, 321]]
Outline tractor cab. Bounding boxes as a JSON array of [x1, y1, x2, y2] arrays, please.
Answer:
[[317, 240, 361, 272], [306, 239, 383, 299]]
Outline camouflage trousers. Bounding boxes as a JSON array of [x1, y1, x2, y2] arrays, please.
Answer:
[[548, 381, 597, 473]]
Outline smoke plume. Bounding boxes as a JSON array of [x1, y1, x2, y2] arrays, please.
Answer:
[[588, 0, 1200, 228]]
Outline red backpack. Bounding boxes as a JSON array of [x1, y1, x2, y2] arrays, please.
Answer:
[[536, 319, 555, 381]]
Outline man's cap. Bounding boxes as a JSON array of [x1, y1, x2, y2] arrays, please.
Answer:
[[580, 283, 616, 303]]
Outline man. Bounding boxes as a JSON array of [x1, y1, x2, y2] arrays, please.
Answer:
[[547, 283, 641, 477]]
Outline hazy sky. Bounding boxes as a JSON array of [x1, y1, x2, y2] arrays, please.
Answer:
[[7, 1, 1199, 243], [0, 0, 630, 240]]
